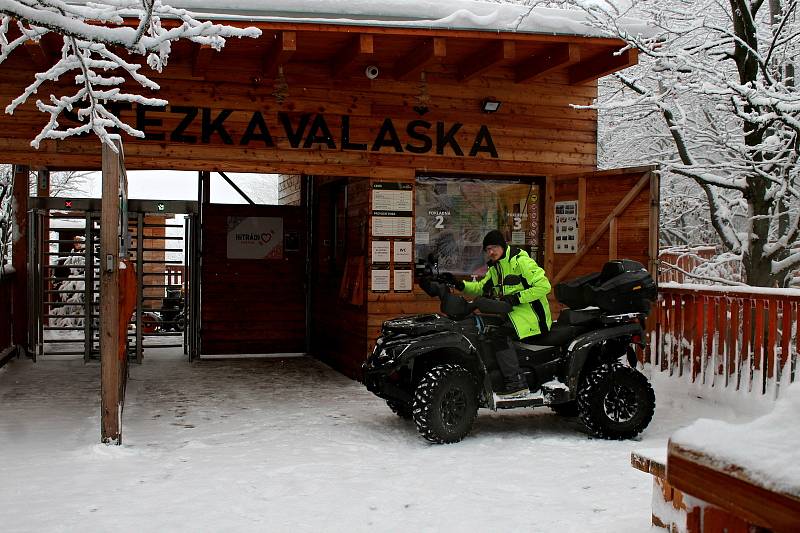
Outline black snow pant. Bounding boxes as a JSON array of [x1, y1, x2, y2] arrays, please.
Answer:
[[494, 323, 523, 382]]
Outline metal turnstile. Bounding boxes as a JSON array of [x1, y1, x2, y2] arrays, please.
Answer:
[[28, 198, 198, 362]]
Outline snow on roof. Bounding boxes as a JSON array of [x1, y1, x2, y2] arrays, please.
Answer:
[[161, 0, 651, 39], [671, 382, 800, 498]]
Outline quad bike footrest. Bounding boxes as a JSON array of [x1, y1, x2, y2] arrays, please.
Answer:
[[493, 390, 546, 409]]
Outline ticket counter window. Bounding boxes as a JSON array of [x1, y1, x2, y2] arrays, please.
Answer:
[[415, 177, 541, 279]]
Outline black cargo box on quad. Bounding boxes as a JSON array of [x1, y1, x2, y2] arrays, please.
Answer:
[[555, 260, 657, 314]]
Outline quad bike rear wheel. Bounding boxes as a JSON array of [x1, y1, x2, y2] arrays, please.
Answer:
[[577, 362, 655, 440], [412, 364, 478, 444]]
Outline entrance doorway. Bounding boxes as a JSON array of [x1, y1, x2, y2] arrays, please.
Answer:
[[27, 198, 197, 362]]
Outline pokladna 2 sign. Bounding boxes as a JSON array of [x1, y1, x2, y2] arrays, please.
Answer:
[[227, 217, 283, 260]]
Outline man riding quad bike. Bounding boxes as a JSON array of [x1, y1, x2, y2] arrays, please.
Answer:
[[362, 256, 657, 444]]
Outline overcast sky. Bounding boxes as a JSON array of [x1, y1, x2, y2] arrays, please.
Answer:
[[84, 171, 279, 204]]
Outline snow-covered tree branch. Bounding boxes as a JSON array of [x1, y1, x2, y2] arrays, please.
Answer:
[[0, 1, 261, 148], [515, 0, 799, 286]]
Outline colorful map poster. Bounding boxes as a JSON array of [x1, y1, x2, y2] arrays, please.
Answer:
[[414, 178, 540, 276]]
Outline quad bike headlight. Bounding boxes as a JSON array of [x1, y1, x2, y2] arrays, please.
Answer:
[[376, 343, 411, 365]]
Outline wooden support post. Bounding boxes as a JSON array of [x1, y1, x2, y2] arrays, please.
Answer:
[[11, 165, 29, 352], [100, 141, 123, 444], [649, 170, 660, 278], [36, 169, 50, 286], [609, 217, 618, 260], [200, 170, 211, 204], [577, 177, 586, 249], [544, 175, 555, 277]]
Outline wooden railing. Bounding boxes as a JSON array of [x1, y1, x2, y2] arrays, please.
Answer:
[[658, 247, 718, 284], [652, 283, 799, 394]]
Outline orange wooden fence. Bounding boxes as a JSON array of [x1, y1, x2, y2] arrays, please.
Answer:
[[658, 247, 718, 283], [652, 283, 799, 394]]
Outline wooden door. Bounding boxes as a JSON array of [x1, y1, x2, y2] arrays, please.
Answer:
[[544, 166, 659, 290], [309, 178, 369, 377], [200, 204, 306, 354]]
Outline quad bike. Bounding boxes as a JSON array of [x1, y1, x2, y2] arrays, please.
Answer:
[[138, 287, 186, 333], [160, 287, 186, 332], [362, 256, 657, 444]]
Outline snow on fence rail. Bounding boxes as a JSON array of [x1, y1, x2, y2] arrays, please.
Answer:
[[652, 283, 799, 395]]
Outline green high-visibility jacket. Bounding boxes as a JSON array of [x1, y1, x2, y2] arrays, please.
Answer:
[[461, 246, 552, 339]]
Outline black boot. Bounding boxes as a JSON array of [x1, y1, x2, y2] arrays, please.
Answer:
[[498, 374, 530, 399]]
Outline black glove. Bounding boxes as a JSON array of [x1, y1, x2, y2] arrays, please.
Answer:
[[438, 272, 464, 290], [501, 293, 521, 306]]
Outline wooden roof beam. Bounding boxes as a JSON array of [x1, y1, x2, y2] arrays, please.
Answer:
[[331, 34, 374, 79], [393, 37, 446, 81], [569, 47, 638, 85], [514, 43, 580, 83], [192, 44, 214, 78], [263, 31, 297, 77], [457, 40, 515, 82], [25, 40, 50, 70]]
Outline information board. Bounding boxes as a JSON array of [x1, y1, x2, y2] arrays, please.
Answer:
[[554, 200, 578, 254]]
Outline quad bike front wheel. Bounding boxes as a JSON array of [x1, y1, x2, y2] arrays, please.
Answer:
[[412, 364, 478, 444], [577, 362, 655, 440]]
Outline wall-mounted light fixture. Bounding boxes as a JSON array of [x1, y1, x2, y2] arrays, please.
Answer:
[[481, 98, 502, 113]]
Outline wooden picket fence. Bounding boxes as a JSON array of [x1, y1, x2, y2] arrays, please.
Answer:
[[652, 283, 799, 394], [658, 246, 718, 283]]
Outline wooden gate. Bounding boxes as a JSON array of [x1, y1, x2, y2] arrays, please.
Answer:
[[200, 204, 306, 354], [545, 166, 659, 292]]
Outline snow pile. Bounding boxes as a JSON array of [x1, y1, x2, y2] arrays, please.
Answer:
[[161, 0, 653, 38], [671, 382, 800, 497]]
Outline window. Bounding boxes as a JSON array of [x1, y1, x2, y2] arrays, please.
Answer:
[[415, 177, 541, 278]]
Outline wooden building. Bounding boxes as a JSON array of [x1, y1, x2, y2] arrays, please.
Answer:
[[3, 4, 658, 379]]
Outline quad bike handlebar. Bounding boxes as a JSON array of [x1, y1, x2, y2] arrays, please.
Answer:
[[416, 254, 512, 318]]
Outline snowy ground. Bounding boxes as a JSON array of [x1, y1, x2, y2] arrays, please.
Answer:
[[0, 353, 775, 532]]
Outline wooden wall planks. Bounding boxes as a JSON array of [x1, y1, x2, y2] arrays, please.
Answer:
[[201, 203, 307, 354], [0, 43, 599, 177]]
